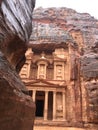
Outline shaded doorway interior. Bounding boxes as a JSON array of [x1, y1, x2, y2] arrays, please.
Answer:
[[36, 100, 44, 117], [28, 90, 32, 97], [35, 91, 45, 118]]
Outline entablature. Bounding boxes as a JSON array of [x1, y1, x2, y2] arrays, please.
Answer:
[[23, 79, 66, 89]]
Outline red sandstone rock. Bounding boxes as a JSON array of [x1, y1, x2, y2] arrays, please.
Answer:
[[29, 7, 98, 129], [0, 0, 35, 130]]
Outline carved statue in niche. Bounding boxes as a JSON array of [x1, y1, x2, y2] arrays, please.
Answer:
[[56, 92, 63, 118], [37, 52, 48, 79], [56, 65, 62, 80], [47, 64, 53, 79], [20, 63, 28, 78], [39, 64, 45, 79], [30, 63, 37, 79]]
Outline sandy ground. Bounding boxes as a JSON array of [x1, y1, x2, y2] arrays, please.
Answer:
[[34, 126, 86, 130]]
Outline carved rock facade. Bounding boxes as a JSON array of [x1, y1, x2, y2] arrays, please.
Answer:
[[0, 1, 35, 130], [20, 7, 98, 129]]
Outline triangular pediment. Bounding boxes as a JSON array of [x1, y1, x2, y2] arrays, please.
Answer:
[[31, 81, 50, 86], [24, 79, 59, 87]]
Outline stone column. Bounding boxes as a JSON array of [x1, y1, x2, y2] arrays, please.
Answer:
[[44, 91, 48, 120], [54, 63, 56, 80], [53, 91, 56, 120], [32, 90, 36, 103], [63, 92, 66, 120], [27, 60, 31, 78]]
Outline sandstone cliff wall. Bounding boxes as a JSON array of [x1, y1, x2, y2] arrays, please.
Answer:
[[0, 1, 35, 130], [30, 7, 98, 129]]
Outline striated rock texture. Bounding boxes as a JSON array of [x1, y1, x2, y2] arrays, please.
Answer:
[[0, 0, 35, 71], [30, 7, 98, 129], [0, 0, 35, 130]]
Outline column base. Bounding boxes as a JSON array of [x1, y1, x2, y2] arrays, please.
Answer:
[[52, 119, 56, 121], [44, 118, 48, 121]]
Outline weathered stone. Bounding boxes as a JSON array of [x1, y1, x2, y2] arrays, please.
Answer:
[[81, 53, 98, 80], [28, 7, 98, 129], [0, 52, 35, 130], [0, 0, 35, 70], [0, 0, 35, 130], [85, 82, 98, 123]]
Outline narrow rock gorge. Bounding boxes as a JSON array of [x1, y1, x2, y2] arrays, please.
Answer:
[[27, 7, 98, 130], [0, 0, 35, 130], [0, 1, 98, 130]]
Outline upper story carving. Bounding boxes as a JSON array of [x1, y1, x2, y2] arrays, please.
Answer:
[[20, 42, 78, 84]]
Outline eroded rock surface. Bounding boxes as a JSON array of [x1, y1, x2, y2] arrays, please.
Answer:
[[0, 0, 35, 130], [0, 0, 35, 71], [30, 7, 98, 129]]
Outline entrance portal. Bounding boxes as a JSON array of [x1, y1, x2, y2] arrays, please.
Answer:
[[36, 100, 44, 117], [35, 91, 45, 118]]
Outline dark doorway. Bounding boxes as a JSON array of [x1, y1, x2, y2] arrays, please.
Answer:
[[35, 91, 45, 117], [28, 90, 32, 97], [36, 100, 44, 117]]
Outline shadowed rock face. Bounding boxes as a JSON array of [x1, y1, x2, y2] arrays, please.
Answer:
[[0, 0, 35, 71], [30, 7, 98, 128], [0, 0, 35, 130]]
